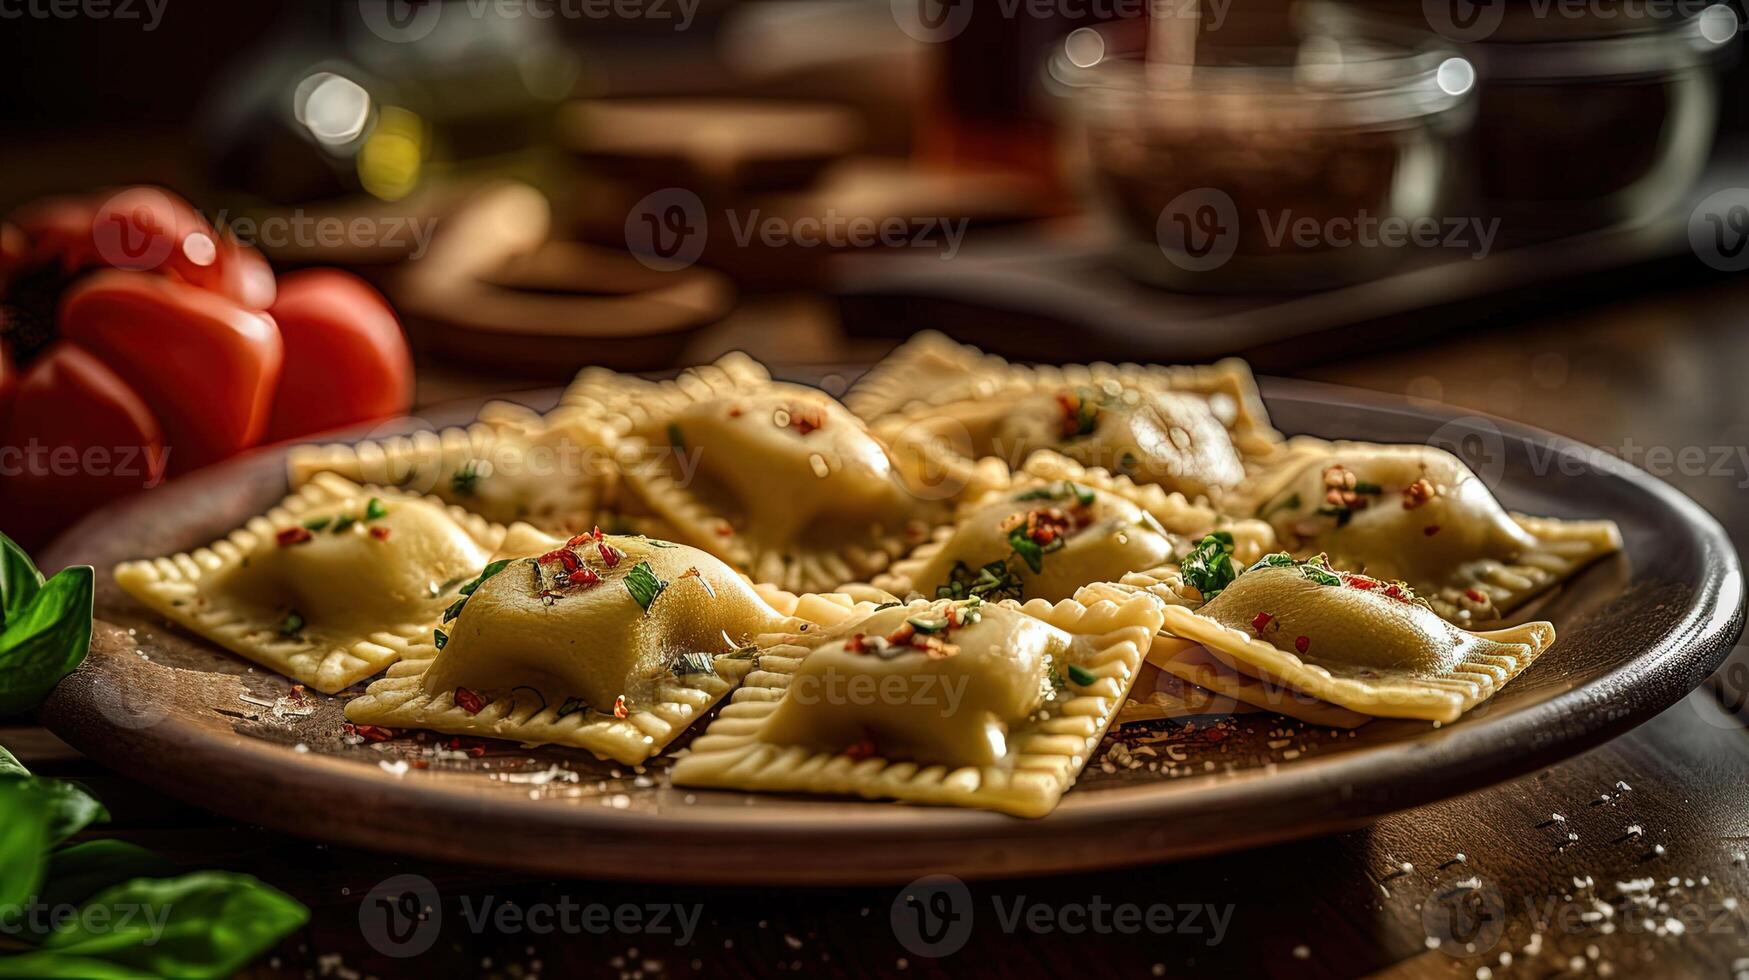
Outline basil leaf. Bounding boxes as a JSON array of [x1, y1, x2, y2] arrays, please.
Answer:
[[0, 565, 95, 716], [1180, 533, 1237, 600], [1, 533, 46, 634], [39, 871, 307, 977], [36, 840, 178, 915], [1007, 528, 1045, 574], [0, 781, 52, 910], [0, 744, 27, 777], [624, 562, 668, 613], [0, 951, 155, 978], [0, 750, 107, 846]]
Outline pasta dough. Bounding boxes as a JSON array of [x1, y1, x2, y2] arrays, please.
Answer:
[[114, 474, 509, 693], [670, 587, 1165, 816], [344, 532, 870, 763]]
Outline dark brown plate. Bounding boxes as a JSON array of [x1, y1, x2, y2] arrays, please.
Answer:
[[35, 378, 1744, 884]]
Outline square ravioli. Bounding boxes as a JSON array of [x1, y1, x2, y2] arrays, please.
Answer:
[[1151, 555, 1556, 724], [670, 588, 1166, 817], [561, 353, 945, 593], [871, 451, 1278, 604], [343, 532, 873, 764], [114, 474, 512, 693], [853, 331, 1282, 500], [286, 401, 621, 535], [1235, 438, 1622, 623]]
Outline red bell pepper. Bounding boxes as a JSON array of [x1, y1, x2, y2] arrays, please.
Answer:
[[0, 186, 414, 550]]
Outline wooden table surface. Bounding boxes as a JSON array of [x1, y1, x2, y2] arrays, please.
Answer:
[[13, 276, 1749, 980]]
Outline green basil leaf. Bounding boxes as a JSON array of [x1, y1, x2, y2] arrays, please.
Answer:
[[0, 566, 95, 716], [0, 951, 156, 978], [0, 744, 27, 778], [36, 841, 179, 917], [40, 871, 307, 978], [0, 746, 106, 845], [0, 781, 52, 910], [0, 533, 46, 634]]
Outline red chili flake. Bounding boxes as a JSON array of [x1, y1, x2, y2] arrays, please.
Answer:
[[1382, 584, 1407, 602], [540, 548, 581, 573], [785, 404, 826, 435], [370, 526, 391, 541], [887, 622, 917, 646], [454, 687, 487, 715], [1250, 611, 1274, 634], [845, 633, 867, 654], [612, 695, 628, 719], [344, 722, 395, 743], [728, 405, 744, 418], [1294, 635, 1310, 654], [1465, 588, 1488, 604], [276, 527, 312, 547], [1422, 524, 1441, 537], [567, 566, 602, 589], [844, 738, 877, 761], [1343, 574, 1378, 590], [289, 684, 307, 703], [409, 759, 430, 770], [714, 522, 734, 537], [597, 542, 624, 567]]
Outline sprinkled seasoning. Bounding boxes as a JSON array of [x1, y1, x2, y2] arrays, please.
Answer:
[[612, 695, 629, 719], [433, 628, 448, 649], [1066, 664, 1097, 686], [364, 497, 388, 521], [1294, 635, 1310, 654], [276, 527, 313, 547], [454, 687, 487, 715], [1251, 611, 1275, 634], [844, 738, 877, 761], [370, 526, 391, 541], [1423, 524, 1441, 537], [1402, 478, 1437, 509]]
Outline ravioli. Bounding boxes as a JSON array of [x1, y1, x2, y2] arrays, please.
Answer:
[[114, 474, 509, 693], [1154, 558, 1555, 723], [564, 355, 941, 593], [1241, 440, 1621, 622], [344, 532, 869, 764], [670, 587, 1166, 817], [286, 403, 620, 535], [851, 332, 1281, 499], [876, 479, 1176, 604]]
